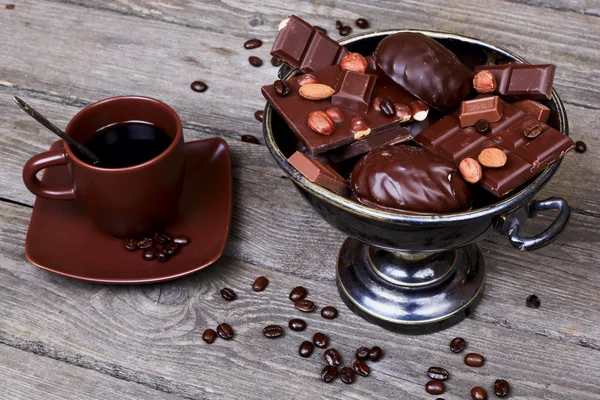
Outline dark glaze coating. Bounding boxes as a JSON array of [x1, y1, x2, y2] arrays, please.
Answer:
[[374, 32, 474, 112], [351, 145, 471, 214]]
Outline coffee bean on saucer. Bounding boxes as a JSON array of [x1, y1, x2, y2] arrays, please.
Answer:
[[474, 119, 489, 134], [254, 110, 264, 122], [156, 251, 168, 262], [575, 140, 587, 153], [355, 347, 370, 360], [353, 359, 370, 377], [217, 323, 234, 340], [369, 346, 383, 361], [154, 232, 171, 245], [173, 235, 190, 245], [299, 340, 314, 358], [471, 386, 488, 400], [426, 380, 445, 395], [202, 328, 217, 344], [340, 367, 355, 384], [494, 379, 510, 397], [244, 38, 263, 49], [262, 325, 284, 338], [164, 243, 179, 256], [335, 20, 343, 29], [288, 318, 306, 331], [271, 57, 283, 67], [355, 18, 369, 29], [190, 80, 208, 93], [526, 294, 541, 308], [427, 367, 449, 381], [380, 100, 395, 116], [313, 332, 329, 348], [274, 79, 290, 97], [137, 237, 154, 249], [464, 353, 485, 367], [252, 276, 269, 291], [450, 337, 466, 353], [314, 26, 327, 35], [142, 250, 156, 261], [124, 238, 138, 251], [321, 306, 338, 319], [324, 348, 341, 366], [249, 56, 263, 67], [339, 26, 352, 36], [241, 134, 260, 144], [220, 287, 237, 301], [289, 286, 307, 302], [321, 365, 338, 383], [295, 299, 315, 312]]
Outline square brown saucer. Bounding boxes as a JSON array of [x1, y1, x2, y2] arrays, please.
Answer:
[[25, 138, 232, 284]]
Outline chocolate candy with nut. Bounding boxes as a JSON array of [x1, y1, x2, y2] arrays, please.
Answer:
[[474, 64, 556, 100]]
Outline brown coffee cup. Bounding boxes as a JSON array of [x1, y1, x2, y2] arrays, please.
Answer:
[[23, 96, 185, 238]]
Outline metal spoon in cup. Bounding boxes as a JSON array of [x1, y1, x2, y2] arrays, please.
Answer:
[[13, 96, 101, 166]]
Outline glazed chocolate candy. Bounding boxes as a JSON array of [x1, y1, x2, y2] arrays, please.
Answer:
[[374, 32, 474, 111], [511, 100, 551, 123], [475, 64, 556, 100], [326, 125, 412, 163], [287, 151, 349, 196], [331, 69, 377, 113]]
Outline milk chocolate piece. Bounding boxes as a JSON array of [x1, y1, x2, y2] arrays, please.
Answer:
[[332, 70, 377, 113], [474, 64, 555, 100], [288, 151, 349, 195], [459, 96, 503, 127], [327, 126, 412, 163], [272, 16, 348, 73], [511, 100, 551, 123], [374, 32, 474, 112]]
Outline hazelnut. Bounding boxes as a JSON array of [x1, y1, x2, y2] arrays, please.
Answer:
[[340, 52, 368, 74], [307, 111, 335, 135], [371, 97, 384, 111], [325, 107, 345, 123], [473, 70, 497, 93], [297, 74, 318, 86], [351, 116, 371, 139], [393, 103, 412, 122], [409, 100, 429, 121], [459, 158, 483, 183]]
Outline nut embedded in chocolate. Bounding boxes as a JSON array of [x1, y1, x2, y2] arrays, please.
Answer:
[[409, 100, 429, 121], [460, 158, 483, 183], [351, 116, 371, 139], [340, 52, 368, 74], [393, 103, 411, 122], [307, 111, 335, 135], [473, 70, 497, 93], [478, 148, 507, 168], [299, 83, 335, 100], [297, 74, 318, 86], [325, 107, 344, 122]]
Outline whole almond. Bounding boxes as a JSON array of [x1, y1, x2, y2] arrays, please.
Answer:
[[307, 111, 335, 135], [299, 83, 335, 100], [340, 52, 368, 74], [478, 148, 507, 168], [459, 158, 483, 183], [473, 70, 497, 93]]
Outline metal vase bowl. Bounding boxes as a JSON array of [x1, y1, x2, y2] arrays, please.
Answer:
[[263, 30, 571, 334]]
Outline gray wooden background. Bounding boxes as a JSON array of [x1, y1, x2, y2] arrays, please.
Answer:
[[0, 1, 599, 399]]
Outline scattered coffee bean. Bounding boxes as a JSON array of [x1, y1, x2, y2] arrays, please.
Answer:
[[295, 299, 315, 312], [288, 318, 306, 331], [339, 26, 352, 36], [425, 380, 446, 395], [340, 367, 355, 384], [6, 4, 15, 9], [321, 365, 338, 383], [154, 232, 171, 245], [313, 332, 329, 348], [324, 348, 341, 366], [220, 287, 237, 301], [249, 56, 263, 67], [202, 328, 217, 344], [142, 250, 156, 261], [471, 386, 488, 400], [427, 367, 449, 381], [156, 251, 168, 262], [164, 243, 179, 256], [369, 346, 383, 361], [355, 18, 369, 29], [353, 359, 370, 377], [355, 347, 370, 360], [299, 340, 314, 358], [274, 79, 290, 97], [190, 80, 208, 93], [254, 110, 264, 122], [335, 20, 343, 30], [526, 294, 541, 309], [321, 306, 338, 319], [241, 134, 260, 144], [494, 379, 510, 397], [216, 323, 234, 340], [450, 337, 466, 353], [464, 353, 485, 367], [474, 119, 490, 134], [289, 286, 307, 302], [124, 238, 138, 251], [575, 140, 587, 153], [137, 237, 154, 249], [262, 325, 284, 338], [244, 38, 263, 49], [173, 235, 190, 245], [315, 26, 327, 35], [252, 276, 269, 292], [271, 57, 283, 67], [380, 99, 395, 116]]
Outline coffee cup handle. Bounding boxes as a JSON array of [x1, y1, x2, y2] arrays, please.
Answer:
[[22, 148, 76, 200]]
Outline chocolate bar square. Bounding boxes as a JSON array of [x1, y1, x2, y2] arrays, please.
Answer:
[[331, 70, 377, 113]]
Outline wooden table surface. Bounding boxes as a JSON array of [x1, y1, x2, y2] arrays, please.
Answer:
[[1, 1, 599, 399]]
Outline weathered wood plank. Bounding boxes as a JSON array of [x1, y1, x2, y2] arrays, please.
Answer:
[[0, 344, 185, 400], [505, 0, 600, 16]]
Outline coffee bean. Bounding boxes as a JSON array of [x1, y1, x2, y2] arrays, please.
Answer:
[[289, 286, 307, 302], [324, 348, 341, 366], [164, 243, 179, 256], [295, 299, 315, 312], [313, 332, 329, 348], [202, 328, 217, 344], [524, 122, 543, 138], [335, 20, 343, 30], [355, 347, 370, 360], [575, 140, 587, 153], [474, 119, 489, 134], [526, 294, 541, 309], [173, 235, 190, 245], [494, 379, 510, 397], [249, 56, 263, 67], [244, 38, 263, 49], [154, 232, 172, 245], [380, 99, 395, 116], [156, 251, 168, 262], [220, 287, 237, 301], [252, 276, 269, 291], [450, 337, 466, 353], [241, 134, 260, 144], [142, 250, 156, 261], [425, 380, 445, 395], [321, 365, 338, 383], [427, 367, 449, 381], [464, 353, 485, 367], [271, 57, 283, 67], [6, 4, 15, 9], [262, 325, 284, 338], [320, 306, 338, 319], [340, 367, 355, 384], [124, 238, 138, 251], [190, 80, 208, 93], [471, 386, 488, 400], [339, 26, 352, 36], [369, 346, 383, 361], [298, 340, 314, 358], [274, 79, 290, 97], [288, 318, 306, 331], [355, 18, 369, 29], [353, 359, 370, 377], [137, 237, 154, 249], [254, 110, 264, 122], [216, 323, 234, 340], [315, 26, 327, 35]]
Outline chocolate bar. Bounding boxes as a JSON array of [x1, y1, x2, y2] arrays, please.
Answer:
[[326, 126, 412, 163], [331, 70, 377, 113], [288, 151, 349, 195], [511, 100, 551, 123], [474, 64, 555, 100], [415, 99, 574, 196], [459, 96, 503, 127], [272, 16, 348, 73]]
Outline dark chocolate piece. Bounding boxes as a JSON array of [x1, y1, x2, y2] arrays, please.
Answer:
[[327, 126, 412, 163], [459, 96, 503, 127], [374, 32, 474, 112], [511, 100, 551, 123], [474, 64, 555, 100], [332, 70, 377, 113], [288, 151, 349, 195]]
